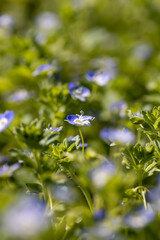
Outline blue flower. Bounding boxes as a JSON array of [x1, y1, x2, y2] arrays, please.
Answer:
[[100, 128, 135, 145], [0, 162, 21, 177], [35, 12, 61, 31], [93, 209, 106, 221], [0, 110, 14, 132], [86, 70, 111, 86], [147, 186, 160, 212], [0, 14, 14, 29], [124, 208, 155, 229], [68, 135, 88, 147], [133, 44, 153, 61], [68, 82, 90, 102], [109, 101, 127, 117], [44, 124, 63, 133], [3, 196, 48, 237], [32, 64, 54, 76], [66, 111, 94, 127], [90, 161, 115, 188], [9, 89, 32, 102], [79, 143, 88, 148], [22, 149, 34, 159]]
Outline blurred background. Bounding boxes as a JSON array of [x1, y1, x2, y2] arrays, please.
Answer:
[[1, 0, 160, 239]]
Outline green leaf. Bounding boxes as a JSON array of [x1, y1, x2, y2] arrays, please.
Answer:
[[67, 142, 76, 152], [26, 183, 42, 193], [154, 117, 160, 129]]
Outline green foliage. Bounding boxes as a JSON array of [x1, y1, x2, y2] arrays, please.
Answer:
[[1, 0, 160, 240]]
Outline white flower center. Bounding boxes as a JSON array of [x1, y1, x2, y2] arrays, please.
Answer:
[[74, 118, 84, 124], [74, 88, 83, 96]]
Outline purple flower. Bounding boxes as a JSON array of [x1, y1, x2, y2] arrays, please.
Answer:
[[68, 82, 90, 101], [44, 124, 63, 133], [86, 70, 111, 86], [66, 111, 94, 127], [100, 128, 135, 145], [0, 110, 14, 132], [32, 64, 54, 76], [124, 208, 155, 229]]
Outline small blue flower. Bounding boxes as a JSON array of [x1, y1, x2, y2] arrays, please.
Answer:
[[68, 135, 88, 147], [3, 196, 48, 237], [133, 44, 153, 61], [133, 111, 143, 117], [0, 162, 21, 177], [90, 161, 115, 188], [32, 64, 54, 76], [0, 14, 14, 29], [0, 110, 14, 132], [79, 143, 88, 148], [44, 124, 63, 133], [68, 82, 90, 102], [109, 101, 127, 117], [22, 149, 34, 159], [124, 208, 155, 229], [100, 128, 135, 145], [94, 209, 106, 221], [9, 89, 31, 102], [86, 70, 111, 86], [147, 186, 160, 212], [35, 12, 61, 31], [66, 111, 94, 127]]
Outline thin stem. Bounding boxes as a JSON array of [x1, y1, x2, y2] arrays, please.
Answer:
[[133, 186, 149, 192], [60, 163, 93, 213], [137, 130, 141, 144], [33, 151, 53, 214], [69, 169, 93, 213], [138, 172, 143, 186], [142, 189, 147, 210], [79, 128, 85, 155]]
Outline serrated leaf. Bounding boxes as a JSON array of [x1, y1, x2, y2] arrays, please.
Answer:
[[145, 143, 154, 153], [143, 160, 158, 177], [154, 117, 160, 129], [52, 146, 60, 157], [133, 144, 144, 160], [67, 142, 76, 152]]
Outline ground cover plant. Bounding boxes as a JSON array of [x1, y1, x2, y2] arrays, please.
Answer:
[[0, 0, 160, 239]]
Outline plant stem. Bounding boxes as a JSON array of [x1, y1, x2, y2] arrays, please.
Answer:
[[60, 163, 93, 213], [79, 128, 85, 155], [33, 151, 53, 213], [69, 169, 93, 213], [142, 189, 147, 210]]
